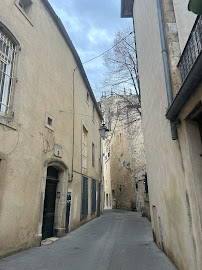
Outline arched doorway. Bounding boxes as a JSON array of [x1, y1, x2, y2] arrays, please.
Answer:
[[42, 166, 59, 240]]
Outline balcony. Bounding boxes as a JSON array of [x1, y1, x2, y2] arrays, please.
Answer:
[[178, 15, 202, 84], [166, 15, 202, 121]]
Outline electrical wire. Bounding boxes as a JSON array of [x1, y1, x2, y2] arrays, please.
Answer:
[[81, 31, 134, 66]]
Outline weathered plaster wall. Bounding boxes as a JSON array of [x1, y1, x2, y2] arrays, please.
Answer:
[[0, 0, 101, 258], [100, 94, 146, 211], [103, 140, 112, 209], [133, 1, 202, 270]]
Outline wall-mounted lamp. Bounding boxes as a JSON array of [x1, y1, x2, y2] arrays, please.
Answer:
[[99, 122, 109, 139]]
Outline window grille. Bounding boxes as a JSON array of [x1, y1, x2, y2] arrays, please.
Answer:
[[0, 30, 17, 116], [82, 128, 88, 173], [91, 178, 96, 214], [81, 176, 88, 218]]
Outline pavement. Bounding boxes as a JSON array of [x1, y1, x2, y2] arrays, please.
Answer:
[[0, 210, 177, 270]]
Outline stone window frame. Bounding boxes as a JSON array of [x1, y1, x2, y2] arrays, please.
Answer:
[[0, 24, 19, 118], [45, 112, 54, 131], [15, 0, 34, 26], [82, 126, 88, 174]]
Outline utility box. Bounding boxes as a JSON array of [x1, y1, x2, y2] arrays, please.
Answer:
[[54, 144, 63, 158]]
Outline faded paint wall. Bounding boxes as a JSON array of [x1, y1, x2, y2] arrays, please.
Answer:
[[100, 94, 146, 211], [133, 1, 202, 270], [0, 0, 101, 258]]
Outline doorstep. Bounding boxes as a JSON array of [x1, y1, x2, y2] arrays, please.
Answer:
[[41, 237, 59, 246]]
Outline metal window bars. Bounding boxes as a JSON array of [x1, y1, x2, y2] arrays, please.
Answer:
[[178, 15, 202, 85], [0, 30, 17, 116]]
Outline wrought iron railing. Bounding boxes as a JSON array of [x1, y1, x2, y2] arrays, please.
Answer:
[[178, 15, 202, 84]]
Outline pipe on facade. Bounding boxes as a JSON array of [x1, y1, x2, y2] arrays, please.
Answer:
[[156, 0, 178, 140], [71, 67, 77, 181]]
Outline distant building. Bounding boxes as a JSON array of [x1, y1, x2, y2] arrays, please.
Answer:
[[0, 0, 102, 258], [121, 1, 202, 270], [100, 92, 146, 212]]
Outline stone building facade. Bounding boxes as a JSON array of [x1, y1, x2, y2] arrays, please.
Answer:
[[100, 92, 146, 211], [122, 1, 202, 270], [0, 0, 102, 258]]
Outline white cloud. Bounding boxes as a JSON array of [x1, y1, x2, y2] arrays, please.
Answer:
[[87, 28, 113, 44], [51, 6, 82, 33]]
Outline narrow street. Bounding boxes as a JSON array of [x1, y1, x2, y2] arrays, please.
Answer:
[[0, 210, 177, 270]]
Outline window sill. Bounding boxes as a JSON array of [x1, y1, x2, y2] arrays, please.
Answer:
[[0, 116, 17, 130], [15, 2, 34, 26]]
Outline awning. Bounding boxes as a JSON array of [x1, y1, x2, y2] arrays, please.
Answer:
[[188, 0, 202, 15]]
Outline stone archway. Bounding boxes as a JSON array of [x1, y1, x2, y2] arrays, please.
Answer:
[[37, 159, 68, 242]]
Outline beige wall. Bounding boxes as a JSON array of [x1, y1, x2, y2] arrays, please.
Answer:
[[100, 94, 146, 211], [172, 0, 197, 53], [0, 0, 102, 258], [103, 139, 112, 209], [133, 1, 202, 270]]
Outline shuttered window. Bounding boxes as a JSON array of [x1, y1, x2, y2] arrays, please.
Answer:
[[91, 178, 96, 214], [81, 176, 88, 218], [82, 128, 88, 173]]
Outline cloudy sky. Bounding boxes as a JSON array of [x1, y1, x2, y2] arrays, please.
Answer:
[[48, 0, 132, 100]]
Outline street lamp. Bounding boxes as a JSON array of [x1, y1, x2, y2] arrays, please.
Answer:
[[99, 122, 109, 139]]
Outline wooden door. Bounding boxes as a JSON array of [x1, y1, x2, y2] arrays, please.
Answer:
[[42, 179, 57, 240]]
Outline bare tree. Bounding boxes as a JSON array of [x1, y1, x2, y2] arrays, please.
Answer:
[[101, 27, 140, 105]]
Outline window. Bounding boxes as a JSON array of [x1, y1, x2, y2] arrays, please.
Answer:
[[117, 103, 120, 114], [0, 28, 17, 116], [91, 178, 96, 214], [106, 194, 109, 207], [81, 176, 88, 218], [112, 190, 115, 200], [18, 0, 32, 17], [92, 142, 95, 167], [45, 112, 54, 131], [82, 127, 88, 173]]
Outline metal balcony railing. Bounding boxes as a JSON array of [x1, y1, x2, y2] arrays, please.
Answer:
[[178, 15, 202, 84]]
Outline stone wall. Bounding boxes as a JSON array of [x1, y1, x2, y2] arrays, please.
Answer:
[[100, 93, 146, 211]]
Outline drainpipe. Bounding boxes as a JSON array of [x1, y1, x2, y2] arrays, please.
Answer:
[[156, 0, 178, 140], [71, 67, 77, 181]]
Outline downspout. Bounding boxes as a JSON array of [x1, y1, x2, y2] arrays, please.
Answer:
[[156, 0, 178, 140], [71, 67, 77, 181]]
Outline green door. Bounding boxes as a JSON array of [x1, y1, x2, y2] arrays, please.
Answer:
[[65, 193, 71, 233], [42, 179, 58, 240]]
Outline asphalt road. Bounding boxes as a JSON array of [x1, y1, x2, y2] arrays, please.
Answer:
[[0, 210, 177, 270]]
